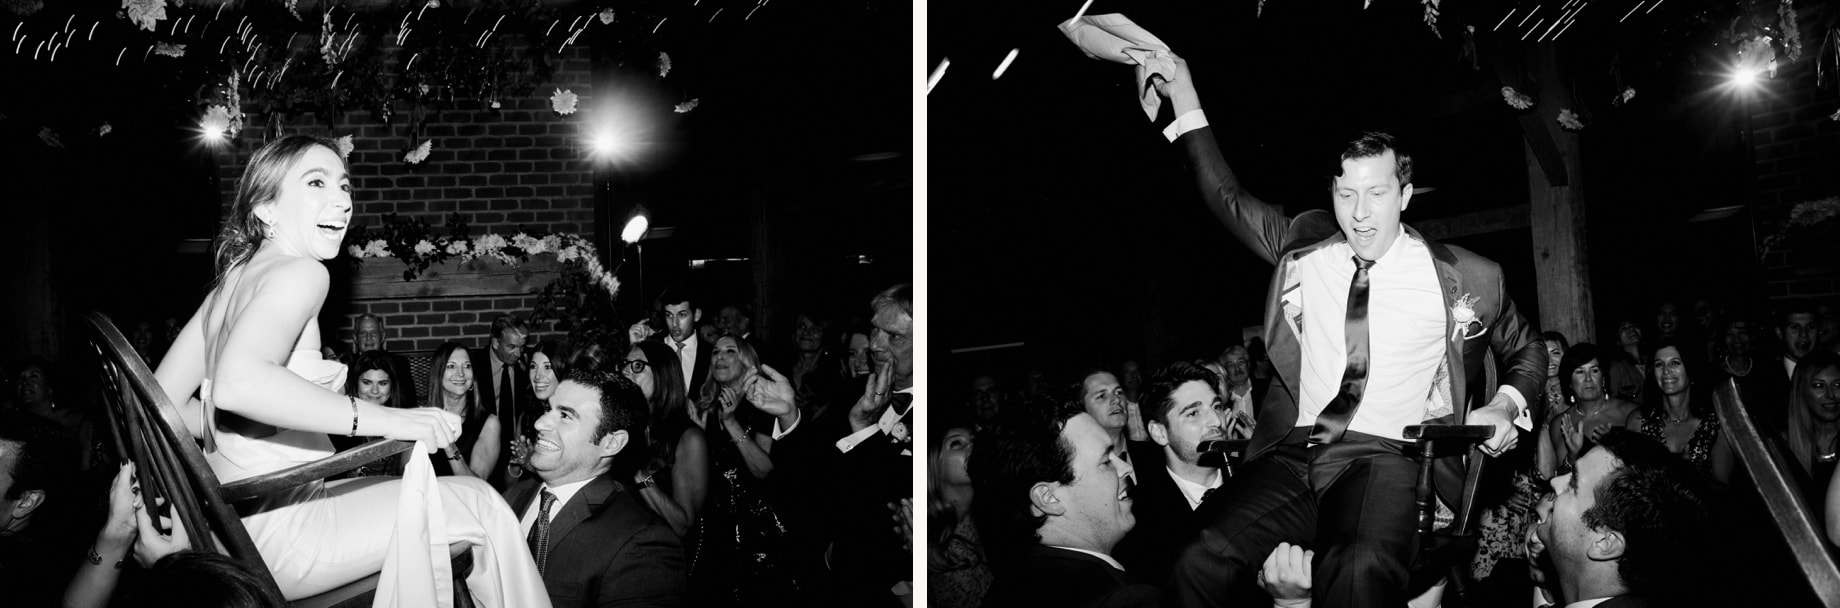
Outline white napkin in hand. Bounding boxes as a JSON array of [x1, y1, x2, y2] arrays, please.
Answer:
[[1058, 14, 1177, 121], [375, 443, 454, 608]]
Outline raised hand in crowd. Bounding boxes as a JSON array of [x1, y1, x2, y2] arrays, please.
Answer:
[[628, 319, 657, 345], [850, 354, 897, 432], [747, 363, 798, 418]]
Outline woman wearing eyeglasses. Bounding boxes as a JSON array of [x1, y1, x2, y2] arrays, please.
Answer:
[[619, 340, 705, 537]]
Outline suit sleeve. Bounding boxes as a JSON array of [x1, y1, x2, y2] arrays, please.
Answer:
[[1483, 267, 1547, 423], [596, 522, 687, 607], [1175, 126, 1293, 265]]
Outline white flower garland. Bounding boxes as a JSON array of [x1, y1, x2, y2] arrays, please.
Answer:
[[348, 231, 621, 300]]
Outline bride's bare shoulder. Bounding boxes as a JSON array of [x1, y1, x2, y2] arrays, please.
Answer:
[[243, 256, 332, 296]]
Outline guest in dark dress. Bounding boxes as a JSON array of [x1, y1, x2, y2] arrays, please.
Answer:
[[1622, 341, 1733, 483], [421, 342, 498, 479], [622, 339, 706, 538], [686, 335, 802, 606]]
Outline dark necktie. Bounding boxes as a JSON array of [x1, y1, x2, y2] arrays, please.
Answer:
[[1309, 256, 1376, 445], [500, 366, 517, 437], [527, 489, 556, 575]]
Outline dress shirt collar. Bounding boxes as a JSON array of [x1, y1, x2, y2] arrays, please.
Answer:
[[1045, 545, 1127, 572], [532, 477, 596, 523], [1166, 466, 1223, 511]]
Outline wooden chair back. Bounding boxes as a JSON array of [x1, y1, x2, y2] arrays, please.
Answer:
[[85, 311, 414, 606]]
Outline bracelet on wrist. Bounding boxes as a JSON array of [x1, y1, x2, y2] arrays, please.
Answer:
[[348, 396, 359, 436], [87, 546, 124, 570]]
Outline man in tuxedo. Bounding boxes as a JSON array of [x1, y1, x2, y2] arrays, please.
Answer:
[[504, 368, 685, 607], [653, 285, 711, 397], [1115, 362, 1227, 579], [476, 314, 531, 490], [971, 398, 1159, 607], [1143, 56, 1546, 607], [1527, 429, 1710, 608]]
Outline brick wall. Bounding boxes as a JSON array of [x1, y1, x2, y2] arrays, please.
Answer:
[[1750, 4, 1840, 304], [212, 47, 597, 353]]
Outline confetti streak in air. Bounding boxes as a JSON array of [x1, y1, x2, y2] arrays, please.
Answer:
[[710, 8, 723, 23], [1522, 18, 1542, 40], [11, 23, 19, 41], [15, 36, 25, 56], [1554, 16, 1579, 40], [1518, 5, 1540, 27], [746, 4, 763, 20], [220, 36, 232, 54], [1073, 0, 1095, 21], [928, 58, 950, 94], [1646, 0, 1664, 13], [992, 48, 1019, 79], [653, 18, 667, 33], [62, 15, 72, 31], [116, 47, 126, 66], [1494, 9, 1515, 31], [1620, 1, 1644, 23]]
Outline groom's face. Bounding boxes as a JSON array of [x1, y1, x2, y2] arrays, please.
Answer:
[[1332, 151, 1412, 262]]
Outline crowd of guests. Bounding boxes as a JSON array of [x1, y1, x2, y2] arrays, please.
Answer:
[[0, 135, 915, 608], [930, 294, 1840, 607]]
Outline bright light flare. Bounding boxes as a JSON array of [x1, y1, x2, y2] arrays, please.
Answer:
[[927, 58, 949, 95], [620, 214, 649, 244], [579, 83, 663, 166], [1730, 67, 1759, 89]]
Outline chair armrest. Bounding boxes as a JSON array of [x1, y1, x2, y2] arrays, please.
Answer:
[[221, 439, 414, 503], [1402, 425, 1492, 442]]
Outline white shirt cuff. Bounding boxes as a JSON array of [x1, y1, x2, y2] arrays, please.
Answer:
[[1162, 109, 1209, 142], [771, 410, 801, 440], [1497, 386, 1532, 432], [835, 424, 880, 454]]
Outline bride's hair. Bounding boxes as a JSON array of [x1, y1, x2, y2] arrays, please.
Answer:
[[213, 134, 344, 285]]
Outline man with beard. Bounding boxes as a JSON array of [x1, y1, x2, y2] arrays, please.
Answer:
[[1115, 362, 1229, 579], [1525, 429, 1710, 607]]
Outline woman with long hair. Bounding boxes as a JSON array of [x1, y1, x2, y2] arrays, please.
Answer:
[[928, 422, 990, 608], [152, 135, 544, 603], [422, 341, 498, 479], [1538, 343, 1640, 478], [621, 340, 707, 537], [1622, 341, 1733, 483], [505, 339, 568, 482], [687, 334, 800, 605], [1786, 351, 1840, 493]]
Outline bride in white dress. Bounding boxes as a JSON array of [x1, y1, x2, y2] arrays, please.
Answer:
[[153, 135, 549, 606]]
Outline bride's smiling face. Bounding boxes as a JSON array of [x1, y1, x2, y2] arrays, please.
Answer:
[[258, 145, 352, 261]]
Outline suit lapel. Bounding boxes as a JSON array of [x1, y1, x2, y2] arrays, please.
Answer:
[[549, 474, 615, 545], [506, 478, 538, 516], [1413, 226, 1469, 421]]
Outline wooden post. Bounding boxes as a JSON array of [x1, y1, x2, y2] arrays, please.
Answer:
[[1522, 45, 1595, 343]]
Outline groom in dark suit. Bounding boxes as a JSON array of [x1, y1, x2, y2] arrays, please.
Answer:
[[504, 368, 685, 607], [1141, 56, 1547, 607]]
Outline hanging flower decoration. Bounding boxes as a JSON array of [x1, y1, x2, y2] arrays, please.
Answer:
[[334, 134, 355, 159], [1612, 87, 1636, 106], [674, 99, 700, 114], [550, 88, 578, 115], [657, 52, 672, 78], [3, 0, 45, 17], [1422, 0, 1442, 39], [152, 42, 185, 58], [38, 127, 63, 148], [97, 123, 112, 137], [404, 139, 433, 164], [1501, 87, 1535, 110], [599, 8, 616, 25], [121, 0, 166, 32], [1759, 196, 1840, 260], [1556, 108, 1585, 131], [1779, 0, 1802, 62], [1829, 107, 1840, 122]]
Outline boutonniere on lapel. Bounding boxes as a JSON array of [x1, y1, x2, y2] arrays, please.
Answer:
[[890, 421, 910, 444], [1451, 293, 1488, 341]]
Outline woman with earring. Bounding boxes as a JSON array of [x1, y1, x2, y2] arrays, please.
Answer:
[[153, 135, 545, 604], [1623, 340, 1733, 483]]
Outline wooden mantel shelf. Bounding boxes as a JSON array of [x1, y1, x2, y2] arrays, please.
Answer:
[[348, 256, 560, 301]]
